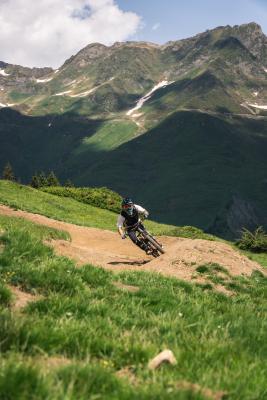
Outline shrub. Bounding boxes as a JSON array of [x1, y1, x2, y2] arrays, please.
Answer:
[[41, 186, 122, 213], [236, 227, 267, 253]]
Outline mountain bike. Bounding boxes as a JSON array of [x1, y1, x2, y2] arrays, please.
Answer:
[[126, 219, 165, 258]]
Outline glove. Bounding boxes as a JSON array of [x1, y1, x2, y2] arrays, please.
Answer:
[[121, 233, 127, 240], [144, 212, 149, 219]]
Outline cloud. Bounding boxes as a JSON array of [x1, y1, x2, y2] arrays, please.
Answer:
[[152, 23, 160, 31], [0, 0, 142, 68]]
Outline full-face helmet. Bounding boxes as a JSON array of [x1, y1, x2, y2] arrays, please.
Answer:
[[121, 197, 134, 216]]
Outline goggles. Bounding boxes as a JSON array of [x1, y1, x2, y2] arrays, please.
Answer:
[[122, 204, 133, 209]]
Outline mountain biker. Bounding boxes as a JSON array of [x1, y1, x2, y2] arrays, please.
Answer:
[[117, 197, 150, 253]]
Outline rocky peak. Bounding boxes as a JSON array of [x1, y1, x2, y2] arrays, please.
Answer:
[[113, 41, 160, 49], [184, 22, 266, 63], [62, 43, 108, 68], [229, 22, 267, 62], [77, 43, 107, 57], [235, 22, 263, 33]]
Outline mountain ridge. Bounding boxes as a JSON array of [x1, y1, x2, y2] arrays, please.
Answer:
[[0, 21, 266, 117]]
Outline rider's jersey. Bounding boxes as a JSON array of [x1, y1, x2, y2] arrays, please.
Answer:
[[117, 204, 148, 229]]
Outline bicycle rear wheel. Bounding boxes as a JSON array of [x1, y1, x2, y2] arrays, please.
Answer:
[[145, 233, 165, 254]]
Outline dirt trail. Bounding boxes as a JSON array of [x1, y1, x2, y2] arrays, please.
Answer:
[[8, 285, 38, 309], [0, 205, 265, 286]]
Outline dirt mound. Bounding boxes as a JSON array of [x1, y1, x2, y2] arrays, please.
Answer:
[[0, 205, 265, 290], [141, 238, 263, 280]]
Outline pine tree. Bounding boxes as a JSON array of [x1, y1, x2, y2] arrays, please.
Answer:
[[65, 179, 74, 187], [39, 171, 48, 187], [30, 173, 41, 188], [2, 162, 15, 181], [47, 171, 60, 187]]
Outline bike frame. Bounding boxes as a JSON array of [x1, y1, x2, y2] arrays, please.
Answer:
[[125, 219, 164, 256]]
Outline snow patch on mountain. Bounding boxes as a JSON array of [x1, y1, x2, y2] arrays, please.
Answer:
[[36, 77, 53, 83], [247, 103, 267, 110], [0, 103, 15, 108], [126, 80, 174, 116], [53, 90, 72, 96], [253, 92, 258, 97], [65, 80, 77, 87], [0, 69, 10, 77], [68, 78, 115, 98]]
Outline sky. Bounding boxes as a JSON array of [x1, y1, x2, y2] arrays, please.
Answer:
[[0, 0, 266, 68], [118, 0, 267, 43]]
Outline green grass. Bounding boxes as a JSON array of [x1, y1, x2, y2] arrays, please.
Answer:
[[76, 120, 138, 152], [0, 180, 216, 239], [0, 215, 267, 399], [8, 91, 32, 103], [194, 262, 267, 293], [0, 214, 70, 242], [0, 180, 122, 231], [242, 251, 267, 269], [0, 283, 12, 306]]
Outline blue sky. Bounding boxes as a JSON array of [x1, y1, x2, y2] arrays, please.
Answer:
[[117, 0, 267, 43]]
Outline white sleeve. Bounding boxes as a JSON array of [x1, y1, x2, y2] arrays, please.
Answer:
[[117, 214, 125, 228], [134, 204, 148, 214]]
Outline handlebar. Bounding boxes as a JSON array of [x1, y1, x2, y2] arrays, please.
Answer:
[[126, 214, 147, 229]]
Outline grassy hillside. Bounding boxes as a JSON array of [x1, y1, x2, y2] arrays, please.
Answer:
[[0, 108, 104, 181], [75, 120, 138, 152], [0, 180, 118, 231], [0, 213, 267, 399], [77, 111, 267, 239], [1, 108, 267, 239], [0, 180, 215, 239], [0, 214, 69, 242]]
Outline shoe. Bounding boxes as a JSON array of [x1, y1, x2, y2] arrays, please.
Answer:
[[145, 248, 153, 255]]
